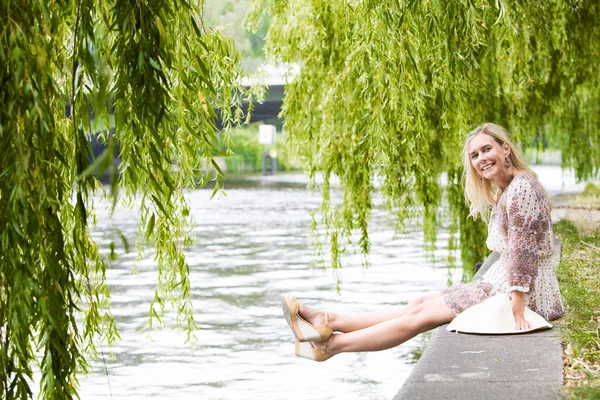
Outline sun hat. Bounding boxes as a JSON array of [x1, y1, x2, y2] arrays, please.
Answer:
[[446, 293, 552, 334]]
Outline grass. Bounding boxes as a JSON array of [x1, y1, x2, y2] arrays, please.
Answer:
[[553, 185, 600, 398], [567, 183, 600, 210]]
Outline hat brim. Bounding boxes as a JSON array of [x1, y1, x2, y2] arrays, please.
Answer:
[[446, 293, 552, 335]]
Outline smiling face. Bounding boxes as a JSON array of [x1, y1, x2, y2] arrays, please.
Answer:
[[467, 133, 510, 180]]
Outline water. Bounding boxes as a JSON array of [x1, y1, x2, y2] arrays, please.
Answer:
[[78, 166, 580, 399], [76, 176, 457, 400]]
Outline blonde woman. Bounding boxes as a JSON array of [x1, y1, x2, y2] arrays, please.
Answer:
[[283, 123, 565, 362]]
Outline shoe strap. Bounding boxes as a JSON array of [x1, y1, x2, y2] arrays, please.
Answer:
[[319, 339, 329, 358], [314, 313, 332, 338]]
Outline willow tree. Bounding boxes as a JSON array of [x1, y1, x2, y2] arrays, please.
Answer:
[[246, 0, 600, 280], [1, 0, 246, 398]]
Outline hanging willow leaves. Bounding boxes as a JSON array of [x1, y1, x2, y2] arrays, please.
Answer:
[[246, 0, 600, 280], [1, 0, 245, 398]]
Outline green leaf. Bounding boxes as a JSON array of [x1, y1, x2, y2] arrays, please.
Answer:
[[190, 15, 202, 38], [145, 214, 156, 240], [210, 158, 224, 176], [77, 148, 110, 179], [119, 231, 130, 253], [109, 242, 117, 260], [149, 57, 161, 71]]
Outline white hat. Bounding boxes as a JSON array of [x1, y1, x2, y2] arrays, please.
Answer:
[[446, 293, 552, 334]]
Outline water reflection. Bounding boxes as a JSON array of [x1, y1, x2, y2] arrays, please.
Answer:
[[80, 177, 460, 400]]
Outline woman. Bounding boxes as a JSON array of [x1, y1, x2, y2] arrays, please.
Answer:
[[283, 123, 565, 362]]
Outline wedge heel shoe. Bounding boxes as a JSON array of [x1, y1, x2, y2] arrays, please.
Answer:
[[282, 296, 332, 342], [295, 339, 331, 362]]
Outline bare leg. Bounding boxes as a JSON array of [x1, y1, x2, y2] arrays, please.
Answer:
[[299, 291, 443, 333], [325, 296, 454, 355]]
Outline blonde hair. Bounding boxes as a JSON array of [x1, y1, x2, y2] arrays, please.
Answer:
[[463, 123, 537, 220]]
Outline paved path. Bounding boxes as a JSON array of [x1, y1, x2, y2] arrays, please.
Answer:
[[395, 327, 563, 399]]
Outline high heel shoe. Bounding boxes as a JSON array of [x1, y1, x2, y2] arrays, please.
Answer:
[[295, 338, 331, 362], [282, 296, 333, 342]]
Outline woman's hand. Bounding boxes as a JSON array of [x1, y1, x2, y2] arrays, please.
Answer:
[[513, 313, 533, 331], [510, 290, 532, 330]]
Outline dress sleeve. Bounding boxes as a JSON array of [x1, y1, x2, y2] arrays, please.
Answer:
[[506, 178, 545, 293]]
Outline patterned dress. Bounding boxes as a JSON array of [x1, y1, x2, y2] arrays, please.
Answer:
[[442, 173, 565, 321]]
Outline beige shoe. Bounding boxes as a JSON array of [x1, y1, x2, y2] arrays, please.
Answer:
[[295, 339, 331, 362], [282, 296, 333, 342]]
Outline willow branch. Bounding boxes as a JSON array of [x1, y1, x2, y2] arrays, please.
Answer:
[[71, 0, 82, 137]]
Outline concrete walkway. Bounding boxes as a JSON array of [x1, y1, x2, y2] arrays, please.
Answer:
[[395, 328, 563, 399], [394, 242, 565, 400], [394, 325, 563, 399]]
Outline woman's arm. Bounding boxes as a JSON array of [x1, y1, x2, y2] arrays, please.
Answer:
[[506, 178, 549, 328], [511, 290, 533, 330]]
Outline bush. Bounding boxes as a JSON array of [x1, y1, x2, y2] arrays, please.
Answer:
[[582, 182, 600, 197], [223, 124, 302, 173]]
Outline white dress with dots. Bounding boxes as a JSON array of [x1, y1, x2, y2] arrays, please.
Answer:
[[442, 173, 565, 321]]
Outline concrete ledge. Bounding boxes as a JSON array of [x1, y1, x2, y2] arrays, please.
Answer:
[[394, 239, 564, 399], [398, 381, 563, 400]]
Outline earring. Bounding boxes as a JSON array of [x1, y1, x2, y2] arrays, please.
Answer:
[[505, 157, 511, 169]]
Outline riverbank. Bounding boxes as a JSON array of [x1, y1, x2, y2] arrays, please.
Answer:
[[394, 183, 600, 399], [553, 184, 600, 398]]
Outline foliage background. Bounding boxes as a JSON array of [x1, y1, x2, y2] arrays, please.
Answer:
[[2, 0, 600, 399], [204, 0, 268, 70], [246, 0, 600, 280], [0, 0, 246, 398]]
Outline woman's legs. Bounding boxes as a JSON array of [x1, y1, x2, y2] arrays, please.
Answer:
[[298, 291, 443, 333], [325, 296, 454, 355]]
